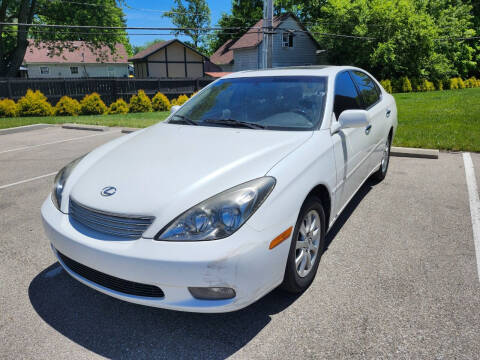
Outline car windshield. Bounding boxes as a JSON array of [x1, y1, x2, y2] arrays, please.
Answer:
[[169, 76, 327, 130]]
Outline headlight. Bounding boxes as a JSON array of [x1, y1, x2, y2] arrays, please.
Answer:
[[51, 156, 85, 210], [156, 177, 276, 241]]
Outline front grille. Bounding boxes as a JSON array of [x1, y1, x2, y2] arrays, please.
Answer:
[[69, 198, 154, 239], [57, 250, 165, 298]]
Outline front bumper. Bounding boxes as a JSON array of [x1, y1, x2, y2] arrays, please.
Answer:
[[41, 197, 291, 313]]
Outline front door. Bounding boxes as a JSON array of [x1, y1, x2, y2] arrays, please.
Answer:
[[349, 70, 389, 173], [331, 71, 372, 215]]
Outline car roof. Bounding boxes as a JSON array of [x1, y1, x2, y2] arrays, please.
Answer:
[[222, 66, 355, 79]]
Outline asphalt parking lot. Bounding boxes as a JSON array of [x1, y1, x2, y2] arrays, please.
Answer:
[[1, 125, 479, 359]]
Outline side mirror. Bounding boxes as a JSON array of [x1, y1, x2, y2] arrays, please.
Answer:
[[338, 110, 369, 129], [170, 105, 181, 114]]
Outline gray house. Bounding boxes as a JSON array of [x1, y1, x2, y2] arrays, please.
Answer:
[[210, 14, 322, 72]]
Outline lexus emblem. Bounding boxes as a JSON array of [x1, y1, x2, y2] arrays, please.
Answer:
[[101, 186, 117, 197]]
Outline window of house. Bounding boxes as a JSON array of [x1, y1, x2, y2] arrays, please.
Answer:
[[70, 66, 79, 75], [282, 32, 294, 48], [333, 71, 363, 119], [40, 66, 49, 75]]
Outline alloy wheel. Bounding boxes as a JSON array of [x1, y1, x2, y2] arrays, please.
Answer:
[[295, 210, 321, 278]]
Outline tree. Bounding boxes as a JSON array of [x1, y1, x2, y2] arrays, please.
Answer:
[[164, 0, 210, 49], [208, 0, 263, 53], [133, 39, 165, 55], [0, 0, 131, 77], [310, 0, 477, 80]]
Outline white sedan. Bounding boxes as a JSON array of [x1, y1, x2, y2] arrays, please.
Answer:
[[41, 66, 397, 313]]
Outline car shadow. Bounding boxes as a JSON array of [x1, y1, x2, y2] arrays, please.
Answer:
[[324, 178, 374, 250], [29, 179, 376, 359], [29, 264, 300, 359]]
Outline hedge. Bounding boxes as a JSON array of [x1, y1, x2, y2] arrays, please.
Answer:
[[1, 80, 479, 119], [381, 76, 480, 93]]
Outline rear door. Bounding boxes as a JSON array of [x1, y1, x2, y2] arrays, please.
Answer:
[[331, 71, 371, 214], [349, 70, 388, 173]]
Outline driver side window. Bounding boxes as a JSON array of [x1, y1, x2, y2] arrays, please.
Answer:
[[333, 72, 362, 120]]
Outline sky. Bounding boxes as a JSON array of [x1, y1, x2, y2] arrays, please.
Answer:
[[123, 0, 232, 46]]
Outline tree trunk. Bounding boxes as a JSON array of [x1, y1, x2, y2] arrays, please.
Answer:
[[1, 0, 36, 77]]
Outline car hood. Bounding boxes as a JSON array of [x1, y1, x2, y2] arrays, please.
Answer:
[[69, 123, 312, 231]]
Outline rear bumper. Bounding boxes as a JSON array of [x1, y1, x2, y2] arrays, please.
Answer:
[[41, 197, 291, 313]]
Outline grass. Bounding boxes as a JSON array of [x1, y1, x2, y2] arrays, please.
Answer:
[[0, 111, 169, 130], [393, 87, 480, 152], [1, 88, 479, 151]]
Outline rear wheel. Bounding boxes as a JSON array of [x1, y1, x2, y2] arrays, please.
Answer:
[[281, 196, 326, 293], [372, 135, 391, 182]]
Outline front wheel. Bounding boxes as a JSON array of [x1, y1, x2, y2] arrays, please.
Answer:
[[280, 196, 326, 293], [372, 135, 391, 182]]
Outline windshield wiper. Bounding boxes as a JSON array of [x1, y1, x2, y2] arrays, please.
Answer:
[[203, 118, 266, 130], [170, 114, 198, 126]]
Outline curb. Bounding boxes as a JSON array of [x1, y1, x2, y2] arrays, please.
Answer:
[[61, 123, 108, 132], [121, 127, 139, 134], [0, 123, 52, 136], [391, 146, 439, 159]]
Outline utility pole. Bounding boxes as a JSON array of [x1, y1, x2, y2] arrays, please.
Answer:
[[262, 0, 273, 69]]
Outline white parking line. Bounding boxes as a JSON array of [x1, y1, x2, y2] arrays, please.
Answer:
[[0, 130, 118, 155], [0, 172, 57, 190], [463, 153, 480, 281]]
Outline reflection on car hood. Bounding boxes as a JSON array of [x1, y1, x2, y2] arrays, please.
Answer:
[[70, 123, 312, 226]]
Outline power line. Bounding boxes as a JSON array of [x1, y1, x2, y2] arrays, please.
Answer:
[[1, 22, 478, 42], [43, 0, 207, 16], [0, 22, 257, 31]]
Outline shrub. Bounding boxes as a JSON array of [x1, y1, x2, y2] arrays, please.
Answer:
[[129, 90, 152, 113], [17, 89, 53, 117], [0, 99, 17, 117], [449, 77, 466, 90], [400, 77, 412, 93], [434, 79, 444, 91], [80, 92, 107, 115], [54, 96, 80, 116], [380, 80, 392, 94], [152, 92, 171, 111], [449, 78, 459, 90], [171, 94, 189, 107], [190, 91, 198, 98], [108, 98, 129, 114], [417, 79, 435, 92], [465, 77, 477, 88]]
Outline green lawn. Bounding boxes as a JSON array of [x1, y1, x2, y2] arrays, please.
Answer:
[[1, 88, 479, 151], [393, 87, 480, 152], [0, 111, 169, 130]]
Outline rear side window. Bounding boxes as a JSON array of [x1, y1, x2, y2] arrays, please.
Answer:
[[350, 71, 380, 108], [333, 72, 362, 119]]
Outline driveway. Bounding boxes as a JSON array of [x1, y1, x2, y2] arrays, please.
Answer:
[[0, 126, 479, 359]]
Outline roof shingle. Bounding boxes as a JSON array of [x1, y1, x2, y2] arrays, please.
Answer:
[[23, 41, 129, 64]]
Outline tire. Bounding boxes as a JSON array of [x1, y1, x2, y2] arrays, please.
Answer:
[[372, 134, 391, 182], [280, 196, 326, 294]]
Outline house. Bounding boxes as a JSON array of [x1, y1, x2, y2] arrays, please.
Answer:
[[210, 14, 322, 72], [23, 41, 129, 78], [128, 39, 207, 78]]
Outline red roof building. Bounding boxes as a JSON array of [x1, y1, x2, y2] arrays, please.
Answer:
[[23, 41, 130, 78]]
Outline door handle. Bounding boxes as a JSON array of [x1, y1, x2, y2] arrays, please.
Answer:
[[386, 109, 391, 118], [365, 124, 372, 135]]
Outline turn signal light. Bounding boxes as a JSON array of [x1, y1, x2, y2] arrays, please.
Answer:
[[269, 226, 293, 249]]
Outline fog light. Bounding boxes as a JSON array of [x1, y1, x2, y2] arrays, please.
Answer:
[[188, 287, 236, 300]]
